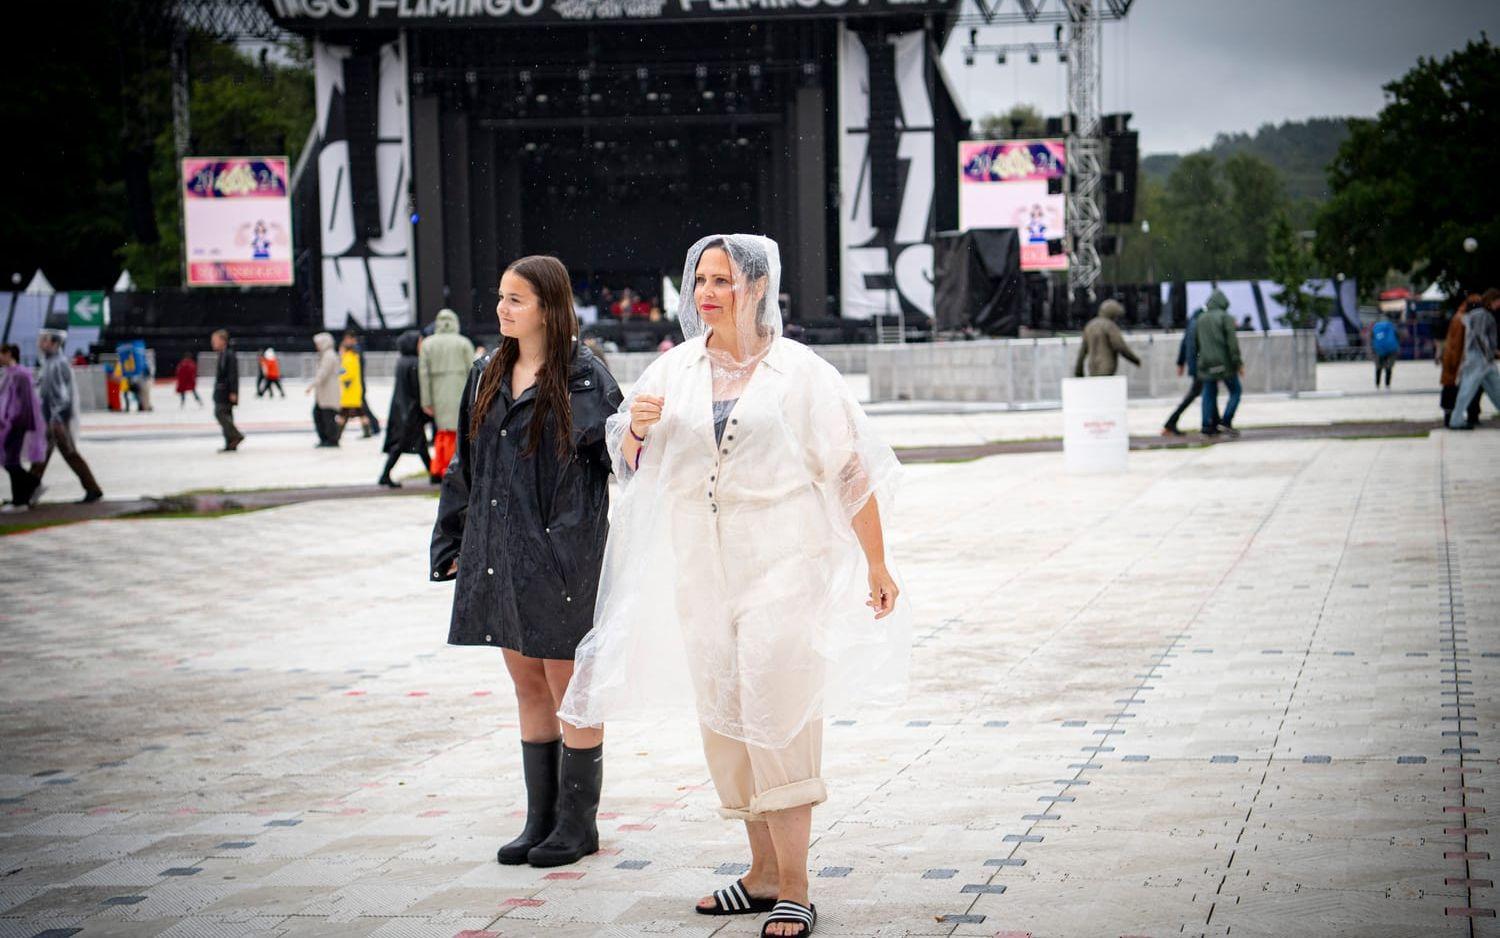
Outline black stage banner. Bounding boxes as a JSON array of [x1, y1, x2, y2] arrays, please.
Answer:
[[263, 0, 954, 27]]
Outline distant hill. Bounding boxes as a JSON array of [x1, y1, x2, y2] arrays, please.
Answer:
[[1141, 117, 1353, 204]]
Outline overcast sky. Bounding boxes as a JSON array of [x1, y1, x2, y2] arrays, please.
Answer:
[[939, 0, 1500, 155]]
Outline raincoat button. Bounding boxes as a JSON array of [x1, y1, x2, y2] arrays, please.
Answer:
[[584, 379, 591, 386], [709, 475, 715, 481], [490, 499, 497, 507], [486, 567, 494, 575], [485, 634, 492, 642], [500, 429, 508, 437], [726, 435, 734, 441], [721, 448, 728, 455], [433, 571, 440, 579], [731, 418, 738, 425], [565, 596, 572, 603]]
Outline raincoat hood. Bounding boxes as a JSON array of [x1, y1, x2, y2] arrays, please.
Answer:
[[434, 309, 461, 334], [398, 329, 421, 357], [1099, 299, 1125, 320], [1205, 290, 1230, 313], [313, 332, 335, 353]]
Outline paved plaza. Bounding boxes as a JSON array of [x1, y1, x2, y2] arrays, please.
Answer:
[[2, 366, 1499, 937]]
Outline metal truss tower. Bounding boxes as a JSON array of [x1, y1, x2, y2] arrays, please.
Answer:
[[1064, 0, 1104, 304]]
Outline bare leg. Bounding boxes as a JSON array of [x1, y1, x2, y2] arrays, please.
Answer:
[[763, 804, 812, 936], [503, 649, 559, 743], [541, 659, 602, 749], [697, 819, 779, 910]]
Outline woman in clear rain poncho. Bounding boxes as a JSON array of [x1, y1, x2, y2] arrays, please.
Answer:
[[560, 235, 910, 937]]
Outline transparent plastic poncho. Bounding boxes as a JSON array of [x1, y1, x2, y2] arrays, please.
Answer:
[[559, 234, 911, 749]]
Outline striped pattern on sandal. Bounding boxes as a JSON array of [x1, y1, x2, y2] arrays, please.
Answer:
[[696, 878, 776, 916], [761, 899, 817, 936]]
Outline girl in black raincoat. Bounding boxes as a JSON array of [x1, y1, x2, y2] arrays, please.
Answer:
[[430, 255, 622, 868], [378, 330, 431, 487]]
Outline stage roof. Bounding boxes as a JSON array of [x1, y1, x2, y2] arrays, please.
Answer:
[[262, 0, 957, 30]]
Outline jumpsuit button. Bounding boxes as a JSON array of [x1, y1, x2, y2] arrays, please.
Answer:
[[721, 448, 728, 455], [486, 567, 494, 575], [584, 379, 591, 386], [565, 596, 572, 603], [730, 418, 738, 425], [711, 505, 718, 513], [500, 429, 508, 437], [709, 475, 715, 481], [490, 499, 497, 507], [432, 571, 440, 579], [545, 527, 550, 533], [484, 634, 492, 642], [726, 435, 734, 441]]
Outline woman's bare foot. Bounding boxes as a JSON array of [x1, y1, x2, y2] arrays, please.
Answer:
[[696, 866, 779, 911], [763, 884, 812, 936]]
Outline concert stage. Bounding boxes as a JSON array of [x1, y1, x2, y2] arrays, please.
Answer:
[[266, 0, 968, 335]]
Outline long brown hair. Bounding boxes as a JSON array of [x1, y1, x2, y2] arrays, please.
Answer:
[[470, 255, 578, 460]]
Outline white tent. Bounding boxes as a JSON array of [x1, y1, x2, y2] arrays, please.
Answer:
[[1419, 281, 1448, 303], [24, 269, 55, 295], [113, 269, 136, 293]]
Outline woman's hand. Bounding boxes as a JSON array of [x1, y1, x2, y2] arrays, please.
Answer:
[[867, 562, 899, 619], [446, 560, 458, 577], [630, 394, 664, 438]]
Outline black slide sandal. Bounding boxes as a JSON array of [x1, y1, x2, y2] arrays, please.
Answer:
[[695, 878, 778, 916], [760, 899, 817, 936]]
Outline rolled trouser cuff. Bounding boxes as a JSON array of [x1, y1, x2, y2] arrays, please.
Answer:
[[715, 777, 828, 820]]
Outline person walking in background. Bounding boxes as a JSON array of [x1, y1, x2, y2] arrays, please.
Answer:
[[1440, 294, 1482, 427], [175, 353, 202, 407], [347, 332, 381, 436], [1162, 306, 1204, 437], [420, 308, 475, 482], [1074, 298, 1142, 377], [338, 332, 373, 438], [1371, 313, 1400, 389], [1196, 290, 1244, 438], [211, 329, 244, 453], [259, 348, 285, 398], [31, 329, 103, 501], [1448, 288, 1500, 430], [307, 332, 342, 447], [0, 344, 47, 509], [378, 330, 432, 487]]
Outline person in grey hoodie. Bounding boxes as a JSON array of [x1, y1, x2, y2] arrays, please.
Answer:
[[306, 332, 343, 447], [31, 329, 102, 502], [1448, 288, 1500, 430]]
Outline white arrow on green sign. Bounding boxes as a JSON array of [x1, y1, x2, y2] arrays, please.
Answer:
[[69, 291, 105, 327]]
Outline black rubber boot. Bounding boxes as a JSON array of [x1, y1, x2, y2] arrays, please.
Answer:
[[497, 738, 561, 865], [527, 743, 602, 867]]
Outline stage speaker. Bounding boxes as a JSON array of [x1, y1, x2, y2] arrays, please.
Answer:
[[1105, 130, 1138, 224], [866, 42, 901, 230], [342, 53, 384, 242]]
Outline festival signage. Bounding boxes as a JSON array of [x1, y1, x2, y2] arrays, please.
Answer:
[[263, 0, 955, 27], [958, 139, 1068, 272], [181, 157, 294, 287]]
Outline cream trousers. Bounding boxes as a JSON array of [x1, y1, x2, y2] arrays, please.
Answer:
[[699, 719, 826, 820]]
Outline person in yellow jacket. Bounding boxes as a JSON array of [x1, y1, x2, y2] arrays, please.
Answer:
[[338, 333, 374, 438]]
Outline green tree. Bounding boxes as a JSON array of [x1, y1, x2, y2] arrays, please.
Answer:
[[1265, 213, 1330, 327], [1155, 152, 1232, 280], [1315, 35, 1500, 294], [1222, 152, 1285, 277], [977, 104, 1046, 140]]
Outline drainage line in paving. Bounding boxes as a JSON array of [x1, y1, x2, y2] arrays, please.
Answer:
[[1190, 441, 1378, 932], [941, 443, 1338, 930], [1437, 436, 1491, 930]]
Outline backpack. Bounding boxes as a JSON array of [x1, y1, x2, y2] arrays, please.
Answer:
[[1372, 320, 1399, 356]]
